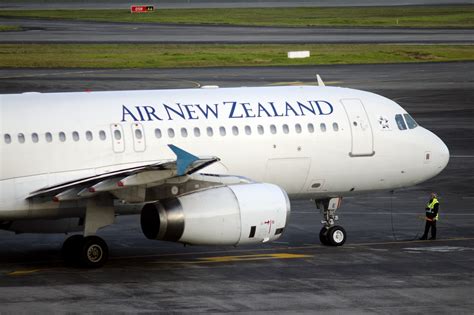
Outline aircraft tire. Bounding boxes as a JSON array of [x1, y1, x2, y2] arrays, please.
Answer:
[[319, 227, 330, 246], [327, 226, 346, 246], [79, 236, 109, 268], [61, 234, 84, 265]]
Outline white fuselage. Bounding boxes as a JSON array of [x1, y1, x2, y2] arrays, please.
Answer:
[[0, 86, 449, 221]]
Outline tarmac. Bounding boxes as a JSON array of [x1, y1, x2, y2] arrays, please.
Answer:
[[1, 1, 472, 45], [1, 0, 472, 9], [0, 17, 473, 44], [0, 63, 473, 313]]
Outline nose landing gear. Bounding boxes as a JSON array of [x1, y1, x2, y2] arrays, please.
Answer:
[[320, 225, 347, 246], [316, 198, 347, 246]]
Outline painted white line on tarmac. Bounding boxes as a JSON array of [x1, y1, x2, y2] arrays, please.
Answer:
[[0, 68, 131, 79], [450, 155, 474, 158], [292, 211, 474, 216]]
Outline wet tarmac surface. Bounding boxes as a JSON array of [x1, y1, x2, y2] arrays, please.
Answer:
[[0, 63, 473, 312], [1, 17, 473, 44]]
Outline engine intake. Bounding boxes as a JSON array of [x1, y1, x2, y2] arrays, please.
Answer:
[[141, 183, 290, 246]]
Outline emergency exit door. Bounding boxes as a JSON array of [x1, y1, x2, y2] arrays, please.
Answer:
[[131, 123, 146, 152], [341, 99, 374, 157], [110, 123, 125, 153]]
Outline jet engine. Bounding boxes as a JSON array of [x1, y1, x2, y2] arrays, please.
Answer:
[[140, 183, 290, 245]]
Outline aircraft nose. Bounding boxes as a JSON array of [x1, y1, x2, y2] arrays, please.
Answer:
[[418, 129, 450, 182], [437, 137, 450, 171], [429, 132, 450, 174]]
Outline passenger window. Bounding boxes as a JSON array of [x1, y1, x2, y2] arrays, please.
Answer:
[[168, 128, 175, 138], [181, 128, 188, 138], [99, 130, 106, 141], [219, 126, 226, 136], [282, 124, 289, 134], [257, 125, 264, 135], [114, 129, 122, 140], [307, 123, 314, 133], [134, 129, 143, 140], [395, 114, 407, 130], [86, 131, 93, 141], [270, 125, 277, 134], [72, 131, 80, 141], [333, 123, 339, 132], [31, 133, 39, 143], [320, 123, 327, 132], [155, 128, 162, 139], [295, 124, 302, 133], [245, 126, 251, 135], [4, 134, 11, 144], [232, 126, 239, 136], [194, 127, 201, 137], [404, 114, 418, 129], [59, 132, 66, 142], [207, 127, 214, 137], [45, 132, 53, 143]]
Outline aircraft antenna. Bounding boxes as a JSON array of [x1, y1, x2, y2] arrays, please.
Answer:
[[316, 74, 325, 86]]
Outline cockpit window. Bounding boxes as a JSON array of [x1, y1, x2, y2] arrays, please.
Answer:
[[395, 114, 407, 130], [403, 114, 418, 129]]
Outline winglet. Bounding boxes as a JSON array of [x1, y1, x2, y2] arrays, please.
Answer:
[[168, 144, 200, 176], [316, 74, 325, 86]]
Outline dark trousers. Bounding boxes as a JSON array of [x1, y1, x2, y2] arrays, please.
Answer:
[[422, 220, 437, 239]]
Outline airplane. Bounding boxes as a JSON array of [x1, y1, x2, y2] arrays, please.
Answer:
[[0, 80, 450, 267]]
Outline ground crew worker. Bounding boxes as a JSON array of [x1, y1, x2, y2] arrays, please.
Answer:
[[419, 192, 439, 240]]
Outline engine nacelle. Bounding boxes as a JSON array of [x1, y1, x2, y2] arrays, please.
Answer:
[[140, 183, 290, 245]]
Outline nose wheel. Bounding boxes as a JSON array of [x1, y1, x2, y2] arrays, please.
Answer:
[[316, 198, 347, 246], [319, 227, 330, 245], [320, 226, 347, 246], [62, 235, 109, 268]]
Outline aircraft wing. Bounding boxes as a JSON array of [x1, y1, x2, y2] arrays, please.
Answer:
[[27, 145, 240, 203]]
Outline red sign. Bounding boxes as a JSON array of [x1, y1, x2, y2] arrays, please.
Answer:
[[130, 5, 155, 13]]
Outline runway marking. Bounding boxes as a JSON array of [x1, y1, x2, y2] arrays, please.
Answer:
[[7, 269, 43, 276], [404, 246, 473, 253], [450, 155, 474, 158], [0, 70, 202, 89], [198, 253, 311, 263], [150, 253, 311, 265], [292, 211, 474, 216], [0, 69, 123, 79], [4, 238, 474, 275], [116, 237, 474, 261], [349, 237, 474, 247], [267, 81, 343, 86]]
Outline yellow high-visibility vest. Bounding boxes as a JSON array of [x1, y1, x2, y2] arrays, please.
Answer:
[[426, 198, 439, 221]]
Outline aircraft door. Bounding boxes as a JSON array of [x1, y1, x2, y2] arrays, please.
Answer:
[[131, 123, 146, 152], [110, 123, 125, 153], [341, 99, 374, 157]]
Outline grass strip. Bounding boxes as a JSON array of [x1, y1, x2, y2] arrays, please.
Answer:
[[0, 6, 473, 28], [0, 44, 472, 68]]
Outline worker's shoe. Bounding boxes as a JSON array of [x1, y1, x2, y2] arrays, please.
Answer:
[[429, 237, 436, 240], [419, 236, 427, 240]]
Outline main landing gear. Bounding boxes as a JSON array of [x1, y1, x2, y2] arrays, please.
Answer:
[[62, 198, 114, 268], [316, 198, 347, 246], [62, 235, 109, 268]]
